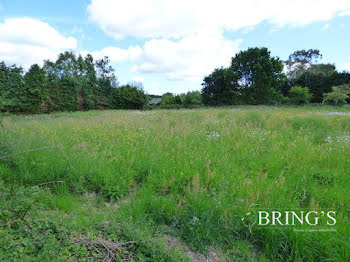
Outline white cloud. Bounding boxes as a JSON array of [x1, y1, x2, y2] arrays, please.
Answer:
[[342, 63, 350, 71], [133, 34, 242, 81], [0, 18, 77, 68], [89, 33, 242, 81], [88, 0, 350, 39], [86, 0, 350, 83], [87, 46, 142, 63]]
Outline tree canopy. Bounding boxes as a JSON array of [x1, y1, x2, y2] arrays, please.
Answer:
[[202, 48, 285, 105], [1, 47, 350, 113]]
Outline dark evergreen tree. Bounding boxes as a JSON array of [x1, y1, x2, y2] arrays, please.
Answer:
[[23, 64, 47, 113], [0, 63, 25, 112]]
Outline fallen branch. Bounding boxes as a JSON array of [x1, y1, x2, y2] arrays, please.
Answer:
[[0, 146, 62, 161], [72, 234, 137, 261]]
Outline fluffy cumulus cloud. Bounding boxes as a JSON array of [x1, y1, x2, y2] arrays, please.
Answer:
[[88, 0, 350, 39], [0, 18, 77, 68], [88, 46, 142, 63], [89, 34, 242, 81], [87, 0, 350, 82], [133, 34, 242, 81]]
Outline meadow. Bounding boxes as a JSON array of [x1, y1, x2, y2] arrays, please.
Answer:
[[0, 106, 349, 261]]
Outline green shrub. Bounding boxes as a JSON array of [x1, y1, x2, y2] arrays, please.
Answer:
[[113, 84, 148, 109], [183, 91, 203, 108], [288, 86, 312, 105], [323, 84, 350, 106]]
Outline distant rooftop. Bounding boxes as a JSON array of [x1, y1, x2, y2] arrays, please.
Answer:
[[149, 98, 162, 104]]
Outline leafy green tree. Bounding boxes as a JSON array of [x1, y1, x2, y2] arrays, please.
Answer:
[[95, 56, 118, 109], [230, 47, 285, 104], [76, 54, 96, 110], [284, 49, 350, 103], [43, 52, 79, 111], [323, 84, 350, 106], [158, 92, 184, 108], [285, 49, 322, 79], [174, 95, 182, 105], [288, 86, 312, 105], [201, 67, 239, 106], [307, 64, 336, 75], [113, 84, 148, 109], [42, 52, 113, 112], [291, 71, 350, 103], [161, 93, 176, 105], [183, 91, 202, 108]]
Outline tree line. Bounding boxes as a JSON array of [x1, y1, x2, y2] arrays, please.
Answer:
[[0, 51, 205, 113], [1, 48, 350, 114], [202, 48, 350, 106], [0, 51, 149, 113]]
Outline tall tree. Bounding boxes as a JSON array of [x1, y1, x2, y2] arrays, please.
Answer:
[[95, 56, 118, 109], [0, 62, 8, 111], [201, 67, 239, 105], [285, 49, 322, 79], [23, 64, 47, 113], [230, 47, 285, 104], [0, 63, 25, 112]]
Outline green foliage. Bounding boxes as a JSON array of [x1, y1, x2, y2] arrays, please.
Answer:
[[183, 91, 202, 108], [0, 181, 182, 261], [288, 86, 312, 105], [307, 63, 336, 75], [23, 64, 47, 113], [1, 52, 121, 113], [289, 70, 350, 103], [158, 92, 183, 109], [94, 56, 118, 109], [323, 84, 350, 106], [0, 182, 82, 261], [0, 181, 49, 228], [284, 49, 350, 103], [0, 63, 25, 112], [285, 49, 322, 79], [202, 48, 285, 106], [230, 47, 285, 105], [201, 67, 239, 106], [113, 84, 148, 109]]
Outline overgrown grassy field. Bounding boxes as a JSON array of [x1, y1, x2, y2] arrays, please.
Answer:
[[1, 106, 349, 261]]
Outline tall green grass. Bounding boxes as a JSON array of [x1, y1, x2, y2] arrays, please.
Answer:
[[1, 106, 349, 261]]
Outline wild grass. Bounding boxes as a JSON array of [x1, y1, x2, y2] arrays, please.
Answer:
[[0, 105, 349, 261]]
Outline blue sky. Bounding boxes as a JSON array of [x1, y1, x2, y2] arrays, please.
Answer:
[[1, 0, 350, 95]]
